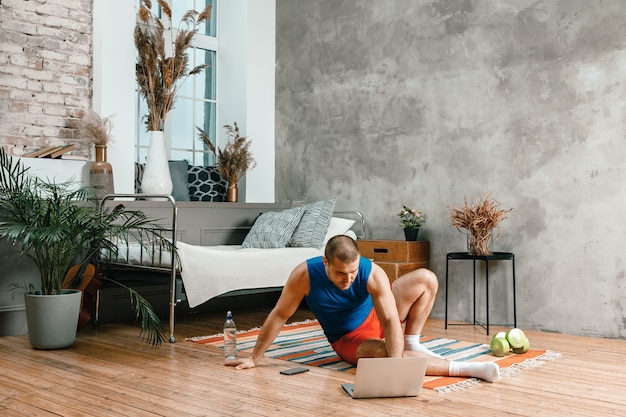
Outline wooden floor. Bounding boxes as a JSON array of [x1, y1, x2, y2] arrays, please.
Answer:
[[1, 303, 625, 417]]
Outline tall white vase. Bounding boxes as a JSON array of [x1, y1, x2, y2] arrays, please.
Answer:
[[142, 131, 172, 195]]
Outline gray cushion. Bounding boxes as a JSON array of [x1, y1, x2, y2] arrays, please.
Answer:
[[242, 206, 307, 249], [288, 198, 336, 249], [168, 160, 190, 201]]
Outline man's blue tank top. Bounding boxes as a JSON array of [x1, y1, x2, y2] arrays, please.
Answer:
[[305, 256, 373, 343]]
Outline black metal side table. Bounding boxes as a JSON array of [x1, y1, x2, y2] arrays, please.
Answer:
[[444, 251, 516, 335]]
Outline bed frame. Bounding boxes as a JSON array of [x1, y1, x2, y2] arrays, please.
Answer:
[[97, 194, 366, 343]]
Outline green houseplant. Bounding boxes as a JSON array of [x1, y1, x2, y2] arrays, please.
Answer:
[[0, 148, 170, 348]]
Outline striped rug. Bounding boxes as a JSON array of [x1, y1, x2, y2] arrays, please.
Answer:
[[187, 320, 560, 393]]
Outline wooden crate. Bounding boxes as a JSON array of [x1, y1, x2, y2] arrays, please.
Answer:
[[376, 260, 429, 283], [356, 240, 430, 282], [356, 240, 429, 262]]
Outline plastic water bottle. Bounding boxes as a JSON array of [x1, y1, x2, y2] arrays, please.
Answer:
[[223, 310, 237, 361]]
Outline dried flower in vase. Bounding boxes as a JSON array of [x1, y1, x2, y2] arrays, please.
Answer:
[[78, 110, 114, 146], [135, 0, 212, 131], [448, 193, 512, 256], [197, 122, 256, 187]]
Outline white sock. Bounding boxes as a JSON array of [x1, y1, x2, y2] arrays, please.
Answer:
[[448, 361, 499, 383], [404, 335, 444, 359]]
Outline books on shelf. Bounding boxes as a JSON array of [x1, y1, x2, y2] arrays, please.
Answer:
[[48, 144, 76, 158], [23, 145, 58, 158], [60, 154, 89, 161], [23, 144, 77, 159]]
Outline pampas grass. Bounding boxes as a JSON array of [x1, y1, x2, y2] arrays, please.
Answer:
[[78, 110, 114, 146], [449, 193, 512, 256], [135, 0, 212, 131], [197, 123, 256, 186]]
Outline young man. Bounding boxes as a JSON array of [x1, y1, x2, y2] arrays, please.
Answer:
[[228, 235, 499, 382]]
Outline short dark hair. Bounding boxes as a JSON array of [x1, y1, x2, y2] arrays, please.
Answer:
[[324, 235, 359, 263]]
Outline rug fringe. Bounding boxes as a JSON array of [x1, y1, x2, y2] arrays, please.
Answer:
[[433, 350, 561, 394], [186, 328, 255, 341], [185, 335, 214, 342], [283, 318, 319, 327], [434, 378, 481, 393], [499, 350, 561, 378]]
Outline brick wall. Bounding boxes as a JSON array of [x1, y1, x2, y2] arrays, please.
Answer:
[[0, 0, 93, 157]]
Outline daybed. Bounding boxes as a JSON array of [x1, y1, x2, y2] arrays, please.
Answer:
[[98, 195, 365, 342]]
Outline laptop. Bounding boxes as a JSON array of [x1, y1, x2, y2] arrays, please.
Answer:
[[342, 356, 428, 399]]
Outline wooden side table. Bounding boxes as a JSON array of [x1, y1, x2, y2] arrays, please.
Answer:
[[356, 240, 430, 282]]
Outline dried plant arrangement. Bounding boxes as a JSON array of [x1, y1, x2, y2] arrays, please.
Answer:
[[448, 193, 512, 256], [78, 110, 114, 146], [197, 122, 257, 187], [135, 0, 212, 131]]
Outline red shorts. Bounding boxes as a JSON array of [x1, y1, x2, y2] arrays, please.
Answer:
[[330, 308, 385, 365]]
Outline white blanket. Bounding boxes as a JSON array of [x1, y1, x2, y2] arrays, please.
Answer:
[[177, 241, 322, 308]]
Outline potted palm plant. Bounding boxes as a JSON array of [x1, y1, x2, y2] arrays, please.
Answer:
[[0, 148, 170, 349]]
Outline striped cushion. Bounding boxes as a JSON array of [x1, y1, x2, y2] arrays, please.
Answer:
[[242, 206, 307, 249], [288, 198, 336, 249]]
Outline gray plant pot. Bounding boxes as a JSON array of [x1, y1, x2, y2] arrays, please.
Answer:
[[24, 289, 82, 349]]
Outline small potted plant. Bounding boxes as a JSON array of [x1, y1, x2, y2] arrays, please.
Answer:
[[398, 205, 426, 241], [197, 122, 256, 202], [0, 148, 171, 349]]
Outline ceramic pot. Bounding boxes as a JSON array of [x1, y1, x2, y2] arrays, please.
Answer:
[[24, 289, 82, 349], [141, 131, 172, 195], [404, 227, 419, 241]]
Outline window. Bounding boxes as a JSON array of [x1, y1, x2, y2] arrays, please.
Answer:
[[135, 0, 218, 166]]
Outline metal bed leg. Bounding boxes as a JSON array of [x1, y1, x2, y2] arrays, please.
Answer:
[[472, 259, 476, 326], [94, 288, 101, 326], [168, 268, 177, 343], [168, 197, 178, 343], [445, 255, 449, 329], [512, 256, 517, 328], [485, 259, 490, 335]]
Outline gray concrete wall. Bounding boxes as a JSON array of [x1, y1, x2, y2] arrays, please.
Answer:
[[275, 0, 626, 338]]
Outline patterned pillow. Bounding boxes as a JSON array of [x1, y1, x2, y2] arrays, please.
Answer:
[[242, 206, 307, 249], [188, 166, 227, 202], [135, 162, 145, 193], [288, 198, 337, 249]]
